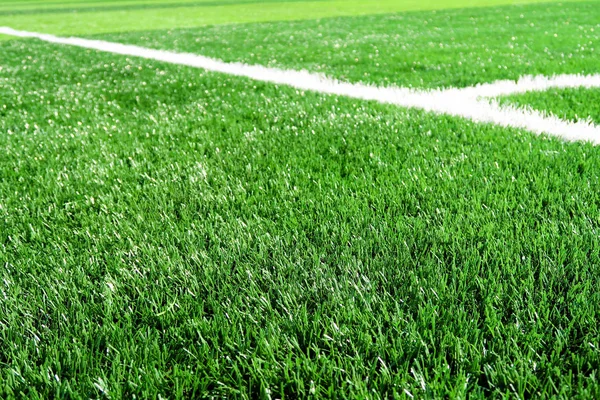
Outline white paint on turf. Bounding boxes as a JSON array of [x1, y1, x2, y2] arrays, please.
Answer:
[[2, 26, 600, 144]]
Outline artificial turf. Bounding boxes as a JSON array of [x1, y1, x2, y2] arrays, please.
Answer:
[[2, 34, 600, 398], [99, 1, 600, 89], [1, 0, 600, 398], [0, 0, 587, 35], [499, 87, 600, 125]]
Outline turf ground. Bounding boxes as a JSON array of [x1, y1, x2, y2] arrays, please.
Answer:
[[1, 0, 600, 398], [500, 87, 600, 124], [0, 0, 586, 35]]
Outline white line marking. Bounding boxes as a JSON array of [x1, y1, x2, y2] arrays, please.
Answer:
[[2, 26, 600, 144]]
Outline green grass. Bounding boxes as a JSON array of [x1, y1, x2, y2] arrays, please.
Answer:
[[0, 0, 233, 11], [499, 87, 600, 124], [2, 35, 600, 398], [2, 0, 600, 398], [0, 0, 329, 15], [0, 0, 588, 35], [99, 1, 600, 89], [0, 0, 269, 10]]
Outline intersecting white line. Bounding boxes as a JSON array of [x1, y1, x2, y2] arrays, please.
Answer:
[[2, 26, 600, 144]]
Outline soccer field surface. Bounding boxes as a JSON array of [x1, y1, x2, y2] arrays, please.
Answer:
[[1, 0, 600, 398]]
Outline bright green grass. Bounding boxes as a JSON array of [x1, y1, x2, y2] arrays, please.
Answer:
[[99, 1, 600, 89], [2, 38, 600, 399], [0, 0, 587, 35], [0, 0, 320, 13], [0, 0, 224, 11], [499, 87, 600, 124], [0, 0, 255, 8]]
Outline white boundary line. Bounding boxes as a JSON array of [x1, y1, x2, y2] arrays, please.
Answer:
[[2, 26, 600, 144]]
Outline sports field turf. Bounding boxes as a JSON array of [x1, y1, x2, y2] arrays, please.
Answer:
[[98, 1, 600, 89], [500, 88, 600, 124], [1, 0, 600, 398], [0, 0, 581, 35]]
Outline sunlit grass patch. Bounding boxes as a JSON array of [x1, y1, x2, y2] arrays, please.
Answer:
[[0, 0, 590, 35]]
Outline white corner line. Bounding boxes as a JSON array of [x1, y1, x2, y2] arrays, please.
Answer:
[[2, 26, 600, 144]]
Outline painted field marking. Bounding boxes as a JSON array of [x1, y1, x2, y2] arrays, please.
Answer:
[[2, 26, 600, 144]]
